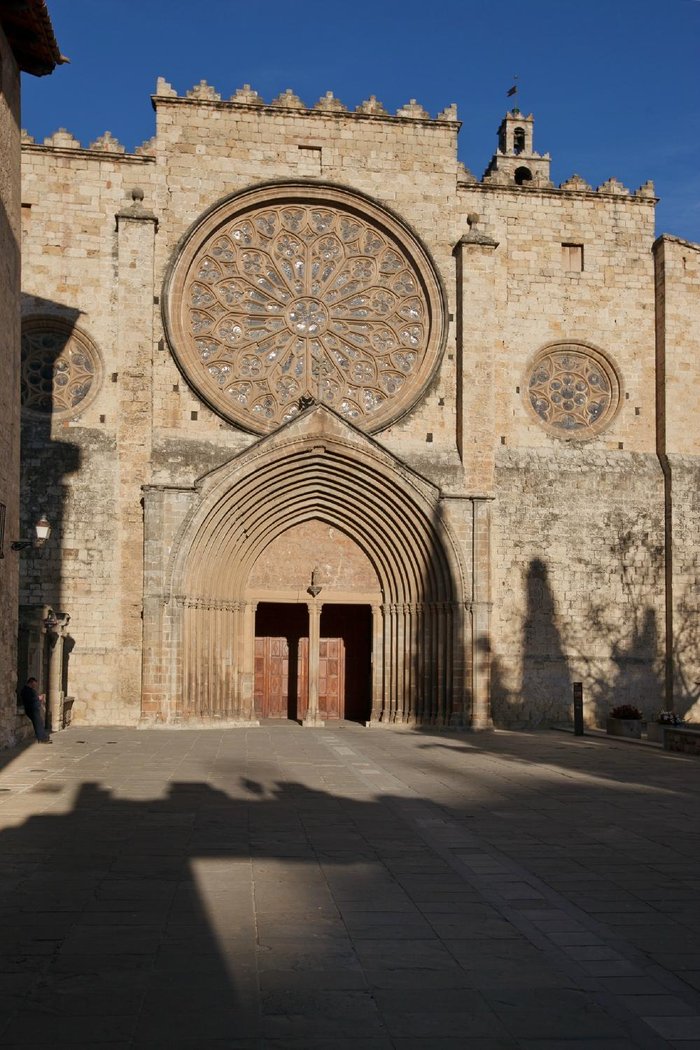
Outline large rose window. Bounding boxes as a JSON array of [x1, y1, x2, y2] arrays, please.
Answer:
[[165, 185, 446, 433]]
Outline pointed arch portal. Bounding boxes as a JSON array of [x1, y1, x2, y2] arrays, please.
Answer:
[[143, 409, 471, 726]]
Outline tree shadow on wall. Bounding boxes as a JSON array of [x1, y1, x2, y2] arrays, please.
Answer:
[[671, 589, 700, 721], [520, 558, 572, 726], [490, 558, 572, 728], [586, 606, 664, 725], [569, 515, 665, 724]]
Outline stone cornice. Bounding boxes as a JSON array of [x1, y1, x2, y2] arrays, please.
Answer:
[[21, 143, 155, 164], [151, 90, 461, 130]]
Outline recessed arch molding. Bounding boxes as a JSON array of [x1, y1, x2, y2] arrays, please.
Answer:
[[141, 408, 478, 727]]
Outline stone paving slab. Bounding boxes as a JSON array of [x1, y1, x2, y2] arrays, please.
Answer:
[[0, 724, 699, 1047]]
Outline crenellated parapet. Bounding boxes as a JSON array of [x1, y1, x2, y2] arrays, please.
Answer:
[[559, 174, 592, 192], [42, 127, 81, 149], [21, 87, 655, 206], [466, 167, 657, 200], [314, 91, 348, 113], [134, 136, 157, 157], [152, 76, 461, 124], [21, 124, 155, 162], [89, 131, 126, 154], [457, 161, 478, 185]]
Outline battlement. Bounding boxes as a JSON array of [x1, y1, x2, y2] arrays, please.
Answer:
[[467, 169, 656, 200], [151, 77, 460, 125], [20, 126, 155, 159], [19, 88, 656, 204]]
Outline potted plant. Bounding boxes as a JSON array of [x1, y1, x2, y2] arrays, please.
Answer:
[[647, 710, 684, 743], [606, 704, 643, 739]]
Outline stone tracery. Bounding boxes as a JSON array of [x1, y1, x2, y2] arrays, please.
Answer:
[[527, 343, 620, 436], [167, 188, 445, 433], [20, 319, 101, 417]]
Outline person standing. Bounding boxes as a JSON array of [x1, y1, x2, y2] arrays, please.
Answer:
[[20, 678, 51, 743]]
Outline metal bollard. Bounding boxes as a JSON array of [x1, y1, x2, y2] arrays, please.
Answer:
[[573, 682, 584, 736]]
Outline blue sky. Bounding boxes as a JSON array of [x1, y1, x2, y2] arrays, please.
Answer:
[[22, 0, 700, 242]]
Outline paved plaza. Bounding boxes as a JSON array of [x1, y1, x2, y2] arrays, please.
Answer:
[[0, 724, 699, 1049]]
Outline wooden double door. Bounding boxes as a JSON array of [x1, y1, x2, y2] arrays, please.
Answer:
[[254, 603, 371, 722]]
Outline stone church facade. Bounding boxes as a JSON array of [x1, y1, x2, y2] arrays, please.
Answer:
[[16, 79, 700, 731]]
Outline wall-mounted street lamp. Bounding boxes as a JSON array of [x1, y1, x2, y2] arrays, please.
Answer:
[[10, 516, 52, 553], [43, 610, 69, 634]]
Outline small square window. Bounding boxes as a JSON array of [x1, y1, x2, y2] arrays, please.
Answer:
[[298, 145, 322, 175], [562, 243, 584, 272]]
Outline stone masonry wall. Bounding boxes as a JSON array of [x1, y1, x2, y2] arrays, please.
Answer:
[[20, 140, 156, 723], [455, 184, 657, 471], [455, 174, 662, 727], [656, 237, 700, 720], [492, 447, 665, 727]]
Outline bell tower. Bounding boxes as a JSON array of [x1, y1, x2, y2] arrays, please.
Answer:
[[483, 109, 552, 187]]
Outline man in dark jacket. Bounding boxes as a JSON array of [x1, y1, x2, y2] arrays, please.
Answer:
[[20, 678, 51, 743]]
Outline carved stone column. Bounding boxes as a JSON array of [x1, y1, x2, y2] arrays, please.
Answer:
[[471, 497, 494, 729], [44, 610, 70, 732], [370, 604, 383, 723], [239, 601, 258, 722], [303, 600, 324, 727]]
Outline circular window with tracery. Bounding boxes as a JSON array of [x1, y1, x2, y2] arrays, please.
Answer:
[[165, 184, 447, 434], [21, 318, 102, 419], [525, 342, 621, 438]]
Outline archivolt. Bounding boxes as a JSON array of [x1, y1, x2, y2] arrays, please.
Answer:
[[164, 432, 468, 724], [170, 441, 463, 607]]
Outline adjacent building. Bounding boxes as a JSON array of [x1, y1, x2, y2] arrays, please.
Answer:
[[0, 1, 61, 746]]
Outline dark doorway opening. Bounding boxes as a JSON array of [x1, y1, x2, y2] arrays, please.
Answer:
[[321, 604, 372, 723], [254, 602, 372, 722]]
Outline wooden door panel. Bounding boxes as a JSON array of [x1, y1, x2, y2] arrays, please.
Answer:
[[297, 637, 308, 720], [256, 613, 365, 722], [254, 635, 289, 718], [254, 638, 266, 716], [319, 636, 344, 720]]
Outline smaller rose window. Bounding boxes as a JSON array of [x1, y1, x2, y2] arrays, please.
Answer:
[[21, 319, 102, 418], [526, 343, 620, 437]]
